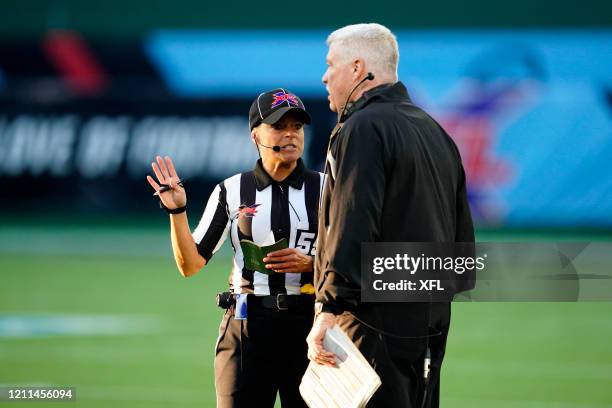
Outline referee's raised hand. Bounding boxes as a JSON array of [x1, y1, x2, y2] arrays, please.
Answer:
[[146, 156, 187, 210]]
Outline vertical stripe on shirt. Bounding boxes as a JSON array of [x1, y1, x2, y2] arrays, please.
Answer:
[[193, 183, 230, 261], [252, 184, 272, 295], [300, 171, 321, 287], [236, 172, 257, 292], [268, 183, 291, 295]]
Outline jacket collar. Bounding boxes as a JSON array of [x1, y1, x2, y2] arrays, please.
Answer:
[[340, 81, 412, 122], [253, 158, 306, 191]]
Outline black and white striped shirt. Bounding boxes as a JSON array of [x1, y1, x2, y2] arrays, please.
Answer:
[[192, 159, 325, 295]]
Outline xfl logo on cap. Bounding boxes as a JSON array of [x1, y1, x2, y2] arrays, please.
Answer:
[[271, 91, 299, 108]]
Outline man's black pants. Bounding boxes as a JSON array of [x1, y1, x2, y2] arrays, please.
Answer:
[[336, 302, 451, 408], [214, 299, 314, 408]]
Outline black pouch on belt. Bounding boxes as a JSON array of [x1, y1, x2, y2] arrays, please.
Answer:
[[216, 292, 235, 309]]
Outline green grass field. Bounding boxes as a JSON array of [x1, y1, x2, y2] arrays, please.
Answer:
[[1, 222, 612, 407]]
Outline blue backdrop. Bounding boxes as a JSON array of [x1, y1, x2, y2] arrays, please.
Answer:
[[146, 30, 612, 227]]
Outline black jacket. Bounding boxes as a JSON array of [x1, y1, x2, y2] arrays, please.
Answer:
[[315, 81, 475, 313]]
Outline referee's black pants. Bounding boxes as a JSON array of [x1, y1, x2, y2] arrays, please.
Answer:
[[214, 299, 314, 408], [336, 302, 451, 408]]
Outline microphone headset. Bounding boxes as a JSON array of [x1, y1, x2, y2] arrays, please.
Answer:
[[324, 71, 376, 174], [337, 72, 375, 124], [258, 142, 281, 152], [323, 72, 376, 179]]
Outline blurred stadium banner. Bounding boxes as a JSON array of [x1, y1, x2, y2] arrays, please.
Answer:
[[0, 30, 611, 228]]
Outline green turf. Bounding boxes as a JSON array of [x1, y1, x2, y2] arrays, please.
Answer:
[[1, 225, 612, 407]]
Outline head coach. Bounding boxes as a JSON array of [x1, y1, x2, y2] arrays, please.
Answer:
[[306, 23, 475, 407]]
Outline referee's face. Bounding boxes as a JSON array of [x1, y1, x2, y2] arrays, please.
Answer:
[[256, 112, 305, 164]]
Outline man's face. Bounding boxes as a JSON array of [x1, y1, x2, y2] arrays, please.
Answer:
[[254, 111, 305, 164], [322, 45, 355, 113]]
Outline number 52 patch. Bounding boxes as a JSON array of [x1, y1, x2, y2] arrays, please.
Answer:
[[295, 229, 317, 256]]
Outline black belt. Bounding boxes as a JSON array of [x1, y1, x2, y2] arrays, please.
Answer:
[[249, 294, 314, 311]]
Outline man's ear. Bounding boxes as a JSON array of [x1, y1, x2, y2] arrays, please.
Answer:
[[352, 58, 366, 81], [251, 129, 257, 145]]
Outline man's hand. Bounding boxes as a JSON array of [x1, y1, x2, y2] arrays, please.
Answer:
[[146, 156, 187, 210], [263, 248, 313, 273], [306, 312, 337, 367]]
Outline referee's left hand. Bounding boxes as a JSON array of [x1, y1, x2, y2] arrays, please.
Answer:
[[263, 248, 313, 273]]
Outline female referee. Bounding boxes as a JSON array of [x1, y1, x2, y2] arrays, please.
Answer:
[[146, 88, 324, 408]]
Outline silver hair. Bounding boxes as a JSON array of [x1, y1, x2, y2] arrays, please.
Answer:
[[326, 23, 399, 82]]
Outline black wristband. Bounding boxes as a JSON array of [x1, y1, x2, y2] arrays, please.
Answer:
[[159, 201, 187, 214]]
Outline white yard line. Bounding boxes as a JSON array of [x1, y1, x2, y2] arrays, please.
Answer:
[[0, 227, 170, 257], [443, 396, 612, 408], [0, 226, 235, 258], [446, 358, 612, 380], [0, 314, 164, 339]]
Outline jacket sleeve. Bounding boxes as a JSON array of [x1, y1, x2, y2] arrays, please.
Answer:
[[453, 157, 476, 295], [316, 118, 386, 313], [455, 163, 475, 243]]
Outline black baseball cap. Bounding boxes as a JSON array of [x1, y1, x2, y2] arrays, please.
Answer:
[[249, 88, 311, 130]]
